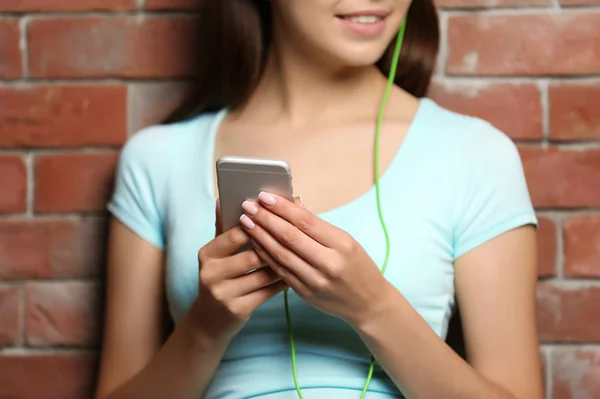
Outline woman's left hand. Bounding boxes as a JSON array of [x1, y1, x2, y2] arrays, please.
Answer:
[[238, 191, 391, 327]]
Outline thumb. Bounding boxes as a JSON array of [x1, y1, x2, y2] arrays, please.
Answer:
[[293, 196, 306, 209]]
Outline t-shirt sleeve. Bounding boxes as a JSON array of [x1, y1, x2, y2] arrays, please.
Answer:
[[452, 121, 537, 259], [107, 127, 167, 249]]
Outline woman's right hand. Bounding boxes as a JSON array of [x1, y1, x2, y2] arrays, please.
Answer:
[[192, 200, 288, 345]]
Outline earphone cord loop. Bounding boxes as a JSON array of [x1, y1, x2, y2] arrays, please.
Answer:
[[285, 20, 408, 399]]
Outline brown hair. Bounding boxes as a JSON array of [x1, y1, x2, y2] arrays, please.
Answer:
[[163, 0, 439, 124]]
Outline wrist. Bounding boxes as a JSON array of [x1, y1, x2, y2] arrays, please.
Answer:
[[181, 302, 230, 352], [350, 280, 401, 335]]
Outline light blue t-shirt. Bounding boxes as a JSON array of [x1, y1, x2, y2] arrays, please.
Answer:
[[107, 98, 537, 399]]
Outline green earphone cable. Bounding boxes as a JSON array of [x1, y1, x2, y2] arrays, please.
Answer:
[[284, 20, 408, 399]]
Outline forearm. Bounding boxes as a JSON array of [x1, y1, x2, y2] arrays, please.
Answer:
[[353, 287, 517, 399], [105, 311, 227, 399]]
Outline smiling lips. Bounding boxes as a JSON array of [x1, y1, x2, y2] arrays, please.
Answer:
[[336, 10, 389, 37]]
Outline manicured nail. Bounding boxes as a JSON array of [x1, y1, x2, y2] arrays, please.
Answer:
[[258, 191, 276, 206], [242, 200, 258, 215], [239, 214, 255, 229], [299, 196, 306, 208]]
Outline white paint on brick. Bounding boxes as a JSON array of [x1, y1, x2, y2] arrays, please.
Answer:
[[23, 153, 34, 218], [540, 79, 550, 140], [19, 17, 29, 79], [436, 11, 449, 78], [461, 51, 479, 74], [557, 215, 565, 279], [552, 347, 599, 399]]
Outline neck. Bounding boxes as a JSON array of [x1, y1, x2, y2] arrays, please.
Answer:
[[236, 34, 389, 129]]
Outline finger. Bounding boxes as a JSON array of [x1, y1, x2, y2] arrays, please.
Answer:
[[215, 199, 223, 236], [214, 248, 264, 279], [242, 200, 326, 263], [225, 266, 282, 297], [256, 192, 340, 247], [252, 234, 314, 297], [234, 279, 288, 313], [206, 226, 250, 257]]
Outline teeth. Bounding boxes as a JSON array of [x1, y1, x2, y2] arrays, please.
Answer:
[[344, 16, 381, 24]]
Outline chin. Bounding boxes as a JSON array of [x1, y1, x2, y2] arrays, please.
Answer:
[[340, 53, 386, 68], [328, 45, 389, 69]]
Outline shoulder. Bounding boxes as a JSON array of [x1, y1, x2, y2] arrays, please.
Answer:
[[112, 110, 224, 209], [419, 100, 537, 258], [116, 111, 222, 175], [119, 112, 219, 163], [419, 98, 522, 171], [107, 111, 223, 247]]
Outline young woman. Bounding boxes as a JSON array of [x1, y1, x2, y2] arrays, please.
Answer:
[[95, 1, 543, 398]]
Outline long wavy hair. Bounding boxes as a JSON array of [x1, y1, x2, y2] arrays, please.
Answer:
[[163, 0, 440, 123]]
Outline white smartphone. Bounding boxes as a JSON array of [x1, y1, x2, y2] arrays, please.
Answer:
[[216, 156, 294, 235]]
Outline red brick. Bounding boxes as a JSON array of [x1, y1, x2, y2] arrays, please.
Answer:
[[552, 348, 600, 399], [537, 283, 600, 342], [0, 353, 96, 399], [26, 282, 101, 346], [0, 218, 106, 280], [564, 216, 600, 278], [0, 19, 22, 79], [0, 86, 127, 148], [550, 83, 600, 141], [520, 147, 600, 208], [145, 0, 202, 10], [537, 217, 557, 277], [447, 14, 600, 76], [129, 82, 189, 133], [28, 17, 199, 78], [0, 0, 135, 11], [0, 287, 20, 348], [0, 156, 27, 214], [34, 153, 118, 213], [428, 82, 543, 140], [437, 0, 550, 7]]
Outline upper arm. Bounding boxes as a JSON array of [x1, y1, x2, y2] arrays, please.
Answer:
[[455, 226, 543, 399], [95, 127, 172, 398], [451, 121, 543, 399], [95, 217, 168, 399]]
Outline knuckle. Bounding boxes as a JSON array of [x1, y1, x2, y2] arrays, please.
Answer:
[[325, 262, 343, 280], [199, 260, 218, 286], [280, 226, 300, 246], [338, 235, 356, 254], [228, 303, 250, 320], [272, 250, 288, 265], [199, 268, 212, 286], [314, 277, 331, 293], [245, 249, 261, 267], [227, 228, 247, 247], [210, 285, 228, 303], [297, 217, 314, 232], [197, 246, 209, 264]]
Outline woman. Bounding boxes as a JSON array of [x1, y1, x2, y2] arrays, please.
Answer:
[[95, 1, 543, 398]]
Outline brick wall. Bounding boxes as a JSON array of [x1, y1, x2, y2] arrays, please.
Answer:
[[0, 1, 599, 398]]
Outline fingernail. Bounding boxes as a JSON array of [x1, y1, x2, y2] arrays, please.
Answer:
[[258, 191, 276, 206], [299, 196, 306, 208], [242, 200, 258, 216], [239, 214, 255, 229]]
